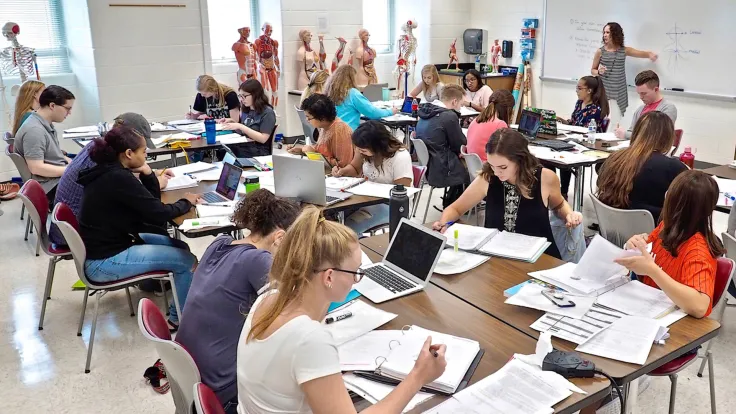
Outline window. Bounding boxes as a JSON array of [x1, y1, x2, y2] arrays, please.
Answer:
[[0, 0, 70, 75], [362, 0, 394, 54], [207, 0, 259, 63]]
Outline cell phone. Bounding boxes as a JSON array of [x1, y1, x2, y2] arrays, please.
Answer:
[[542, 290, 576, 308]]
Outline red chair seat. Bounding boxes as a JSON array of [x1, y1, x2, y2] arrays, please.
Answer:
[[649, 352, 698, 375], [90, 271, 172, 287], [48, 244, 71, 255]]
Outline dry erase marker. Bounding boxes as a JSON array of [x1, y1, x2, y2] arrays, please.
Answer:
[[325, 312, 353, 324], [454, 229, 459, 252]]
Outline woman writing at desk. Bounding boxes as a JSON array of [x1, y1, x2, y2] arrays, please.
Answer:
[[432, 128, 583, 260]]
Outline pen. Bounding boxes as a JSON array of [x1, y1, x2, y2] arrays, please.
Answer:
[[159, 167, 167, 177], [325, 312, 353, 324], [445, 220, 456, 227], [454, 229, 459, 252]]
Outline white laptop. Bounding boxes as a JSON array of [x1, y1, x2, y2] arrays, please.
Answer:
[[356, 218, 447, 303], [272, 154, 351, 206]]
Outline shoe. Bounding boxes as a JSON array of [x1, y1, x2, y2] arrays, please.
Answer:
[[167, 319, 179, 333], [588, 223, 600, 231], [0, 182, 20, 200]]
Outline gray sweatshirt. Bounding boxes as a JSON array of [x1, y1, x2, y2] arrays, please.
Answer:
[[625, 99, 678, 139]]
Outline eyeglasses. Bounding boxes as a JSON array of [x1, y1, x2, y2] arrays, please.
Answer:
[[238, 93, 251, 99], [57, 104, 73, 113], [317, 268, 365, 283], [575, 87, 588, 91]]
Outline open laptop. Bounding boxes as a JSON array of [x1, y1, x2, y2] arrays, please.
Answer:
[[272, 155, 351, 206], [201, 162, 243, 204], [222, 145, 259, 168], [518, 109, 542, 139], [355, 219, 447, 303], [400, 96, 421, 114]]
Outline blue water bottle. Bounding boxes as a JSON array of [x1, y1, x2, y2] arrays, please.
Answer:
[[204, 118, 217, 144]]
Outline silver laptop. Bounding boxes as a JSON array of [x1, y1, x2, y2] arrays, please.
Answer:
[[355, 218, 447, 303], [272, 155, 351, 206], [201, 162, 243, 204]]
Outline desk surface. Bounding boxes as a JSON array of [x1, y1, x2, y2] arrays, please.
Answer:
[[703, 164, 736, 180], [360, 248, 610, 414], [360, 233, 721, 384]]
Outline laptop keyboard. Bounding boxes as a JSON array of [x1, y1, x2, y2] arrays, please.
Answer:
[[202, 192, 227, 203], [326, 195, 340, 203], [365, 266, 416, 293], [531, 139, 575, 151]]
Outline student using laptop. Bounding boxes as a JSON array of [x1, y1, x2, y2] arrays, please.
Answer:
[[273, 155, 352, 206], [466, 89, 515, 162], [200, 162, 243, 204], [177, 189, 301, 413], [432, 128, 583, 260], [325, 65, 396, 130], [288, 93, 354, 168], [237, 207, 447, 414], [331, 121, 413, 234], [614, 70, 677, 140], [77, 126, 201, 330], [221, 79, 276, 157]]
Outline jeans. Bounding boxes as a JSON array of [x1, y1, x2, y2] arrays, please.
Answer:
[[83, 233, 196, 323], [345, 204, 390, 236]]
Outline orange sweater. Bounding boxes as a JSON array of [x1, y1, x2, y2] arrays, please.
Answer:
[[641, 222, 717, 317], [314, 119, 354, 168]]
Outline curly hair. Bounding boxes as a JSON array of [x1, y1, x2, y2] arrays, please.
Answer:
[[604, 22, 625, 48], [480, 128, 541, 199], [231, 189, 301, 236]]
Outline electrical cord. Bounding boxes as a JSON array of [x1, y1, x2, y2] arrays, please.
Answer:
[[594, 369, 624, 414]]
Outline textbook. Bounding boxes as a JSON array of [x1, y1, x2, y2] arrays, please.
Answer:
[[440, 224, 549, 263], [325, 176, 366, 191], [161, 175, 198, 191], [444, 223, 498, 251]]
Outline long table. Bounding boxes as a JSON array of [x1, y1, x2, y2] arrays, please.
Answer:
[[702, 164, 735, 214], [360, 248, 611, 414], [359, 233, 720, 386]]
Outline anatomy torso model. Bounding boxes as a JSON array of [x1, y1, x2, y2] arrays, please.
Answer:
[[254, 22, 280, 106], [297, 30, 320, 90], [447, 38, 459, 70], [1, 22, 38, 82], [394, 20, 418, 97], [332, 37, 348, 73], [232, 27, 257, 84], [318, 35, 327, 72], [350, 29, 378, 87], [491, 39, 502, 73]]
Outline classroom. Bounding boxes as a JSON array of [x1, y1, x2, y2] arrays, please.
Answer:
[[1, 0, 735, 413]]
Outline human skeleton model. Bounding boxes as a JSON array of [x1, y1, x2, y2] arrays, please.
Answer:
[[1, 22, 39, 128], [394, 20, 418, 97], [447, 38, 460, 70], [296, 30, 320, 90], [318, 35, 327, 72], [232, 27, 257, 84], [254, 22, 280, 106], [491, 39, 502, 73], [349, 29, 378, 86], [332, 37, 348, 73]]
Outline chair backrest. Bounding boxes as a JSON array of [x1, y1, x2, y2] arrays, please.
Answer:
[[265, 124, 279, 155], [137, 298, 172, 342], [588, 194, 655, 248], [460, 145, 468, 155], [193, 383, 225, 414], [713, 256, 735, 315], [51, 203, 88, 282], [155, 341, 201, 414], [295, 106, 315, 146], [601, 118, 611, 133], [671, 129, 683, 156], [18, 180, 53, 252], [412, 165, 426, 188], [464, 153, 484, 182], [3, 131, 13, 146], [363, 83, 388, 102], [721, 232, 736, 298], [410, 138, 430, 167], [5, 145, 33, 182]]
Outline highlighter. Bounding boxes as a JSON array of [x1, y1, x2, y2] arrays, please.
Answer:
[[454, 229, 459, 252]]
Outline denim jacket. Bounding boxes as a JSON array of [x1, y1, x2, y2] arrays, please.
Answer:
[[549, 212, 586, 263]]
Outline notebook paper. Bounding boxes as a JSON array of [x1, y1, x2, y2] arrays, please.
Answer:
[[478, 231, 548, 262], [444, 223, 498, 251], [575, 315, 660, 365]]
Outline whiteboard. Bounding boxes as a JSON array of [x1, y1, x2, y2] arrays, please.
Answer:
[[541, 0, 736, 98]]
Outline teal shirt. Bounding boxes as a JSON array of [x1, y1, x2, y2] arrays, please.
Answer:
[[336, 88, 392, 131], [18, 111, 33, 130]]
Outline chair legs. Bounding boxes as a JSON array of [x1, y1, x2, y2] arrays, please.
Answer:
[[125, 287, 135, 317], [20, 203, 25, 220], [84, 292, 102, 373], [35, 235, 41, 257], [77, 287, 90, 337], [38, 256, 61, 330], [708, 351, 716, 414], [161, 280, 170, 316], [24, 219, 30, 241], [422, 187, 435, 224]]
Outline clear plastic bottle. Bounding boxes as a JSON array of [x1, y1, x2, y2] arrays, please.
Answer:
[[587, 119, 597, 145]]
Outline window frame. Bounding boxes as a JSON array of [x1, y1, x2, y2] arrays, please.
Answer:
[[207, 0, 260, 64], [363, 0, 395, 55]]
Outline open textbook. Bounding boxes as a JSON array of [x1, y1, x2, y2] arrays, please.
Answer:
[[443, 224, 549, 263]]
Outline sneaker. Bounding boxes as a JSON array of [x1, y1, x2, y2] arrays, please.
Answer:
[[0, 182, 20, 200]]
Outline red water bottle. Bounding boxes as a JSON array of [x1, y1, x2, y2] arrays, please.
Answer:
[[411, 98, 418, 117], [679, 146, 695, 169]]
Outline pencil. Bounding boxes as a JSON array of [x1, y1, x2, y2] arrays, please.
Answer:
[[159, 168, 167, 176]]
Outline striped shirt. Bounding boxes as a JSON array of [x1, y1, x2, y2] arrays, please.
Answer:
[[598, 47, 628, 115], [640, 222, 717, 317]]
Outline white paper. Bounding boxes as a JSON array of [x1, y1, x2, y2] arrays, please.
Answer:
[[657, 309, 688, 328], [347, 181, 420, 199], [322, 300, 397, 345], [607, 141, 631, 151], [150, 122, 177, 132], [717, 193, 735, 208], [533, 151, 597, 165], [444, 223, 498, 251], [515, 331, 554, 368], [161, 175, 198, 191], [459, 106, 480, 116], [190, 166, 224, 181], [167, 119, 199, 126], [338, 330, 400, 371], [361, 250, 373, 267], [712, 176, 736, 194], [343, 373, 433, 412], [434, 249, 490, 275], [178, 216, 233, 231], [479, 231, 547, 261], [64, 125, 99, 133], [196, 204, 235, 218], [592, 132, 621, 141], [325, 176, 365, 191], [573, 235, 631, 283], [596, 280, 677, 319], [556, 124, 589, 134], [505, 283, 596, 319], [218, 133, 252, 144], [529, 262, 626, 296], [576, 315, 660, 365], [372, 99, 404, 109], [382, 114, 417, 122], [63, 131, 99, 139], [168, 162, 217, 176], [530, 306, 624, 345]]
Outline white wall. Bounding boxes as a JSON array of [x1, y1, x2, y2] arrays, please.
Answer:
[[430, 0, 472, 66]]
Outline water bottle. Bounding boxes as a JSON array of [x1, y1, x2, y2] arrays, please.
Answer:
[[204, 118, 217, 144], [474, 55, 481, 72], [587, 119, 597, 145], [389, 185, 410, 240], [411, 98, 419, 118], [679, 146, 695, 169]]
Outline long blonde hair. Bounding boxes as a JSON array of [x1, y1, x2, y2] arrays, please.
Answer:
[[195, 75, 235, 107], [246, 207, 358, 342], [420, 65, 440, 96], [325, 65, 357, 105], [12, 80, 45, 135], [302, 70, 329, 103]]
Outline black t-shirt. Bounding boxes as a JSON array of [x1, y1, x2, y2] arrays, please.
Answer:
[[230, 106, 277, 158], [628, 152, 688, 222], [193, 91, 240, 119]]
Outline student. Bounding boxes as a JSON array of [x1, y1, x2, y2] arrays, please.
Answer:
[[415, 84, 468, 208], [301, 69, 329, 104], [466, 89, 515, 162], [614, 70, 678, 140], [77, 126, 200, 329], [556, 76, 609, 197], [11, 79, 45, 136], [222, 79, 277, 157], [325, 65, 396, 131], [597, 111, 687, 223], [288, 93, 354, 168], [461, 69, 492, 112], [591, 22, 657, 126], [176, 189, 300, 413], [49, 113, 173, 246], [237, 206, 447, 413], [187, 74, 240, 121], [13, 85, 74, 197], [408, 64, 444, 103], [332, 121, 413, 234], [432, 128, 583, 260]]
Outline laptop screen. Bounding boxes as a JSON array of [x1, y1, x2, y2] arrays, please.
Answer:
[[385, 222, 445, 282], [215, 162, 242, 200], [518, 110, 542, 137], [401, 96, 421, 113]]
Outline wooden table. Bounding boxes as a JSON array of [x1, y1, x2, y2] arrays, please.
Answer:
[[73, 134, 224, 166], [359, 233, 721, 384], [702, 164, 736, 180], [361, 248, 611, 414]]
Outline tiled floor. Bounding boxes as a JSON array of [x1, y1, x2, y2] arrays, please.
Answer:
[[0, 167, 732, 413]]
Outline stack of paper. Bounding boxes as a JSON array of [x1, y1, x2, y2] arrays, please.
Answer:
[[434, 249, 490, 275], [167, 119, 199, 126], [528, 263, 627, 296], [161, 175, 198, 191], [151, 132, 199, 148], [444, 223, 498, 251], [168, 162, 217, 176], [323, 300, 397, 346], [218, 133, 251, 145], [64, 125, 99, 134], [382, 114, 416, 122], [607, 141, 631, 151], [196, 204, 235, 218], [325, 177, 366, 191], [479, 231, 550, 262], [533, 151, 597, 165], [150, 122, 177, 132], [343, 373, 433, 413], [505, 283, 596, 319], [459, 106, 480, 116], [576, 315, 662, 365], [596, 280, 677, 319], [347, 181, 420, 199], [556, 124, 589, 134]]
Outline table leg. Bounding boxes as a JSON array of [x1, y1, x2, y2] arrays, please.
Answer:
[[624, 378, 639, 414], [171, 152, 178, 167], [337, 211, 345, 224], [572, 165, 586, 212]]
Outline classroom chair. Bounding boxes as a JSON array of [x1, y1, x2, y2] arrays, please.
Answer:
[[600, 118, 611, 133], [17, 181, 73, 330], [588, 195, 655, 248], [460, 146, 484, 225], [670, 129, 684, 157], [295, 106, 315, 146], [723, 232, 736, 301], [193, 383, 226, 414], [647, 256, 734, 414], [411, 165, 426, 218], [265, 124, 279, 154], [138, 298, 201, 414], [411, 138, 441, 224], [52, 203, 183, 373], [5, 143, 33, 228]]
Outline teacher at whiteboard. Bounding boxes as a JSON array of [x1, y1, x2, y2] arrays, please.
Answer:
[[591, 22, 658, 127]]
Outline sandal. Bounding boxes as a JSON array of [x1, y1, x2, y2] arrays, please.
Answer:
[[0, 182, 20, 200], [167, 319, 179, 333]]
